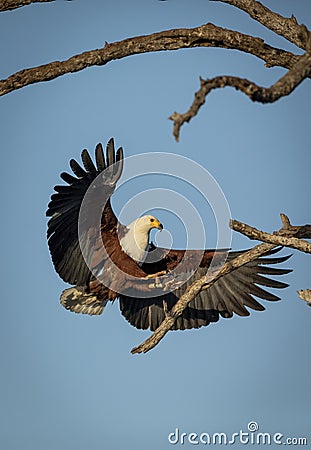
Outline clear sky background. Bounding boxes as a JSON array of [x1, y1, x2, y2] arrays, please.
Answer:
[[0, 1, 310, 449]]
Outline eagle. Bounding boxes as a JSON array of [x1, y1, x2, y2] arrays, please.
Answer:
[[46, 138, 291, 331]]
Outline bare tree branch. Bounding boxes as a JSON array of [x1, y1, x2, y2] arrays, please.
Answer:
[[298, 289, 311, 307], [278, 213, 311, 240], [169, 1, 311, 140], [1, 0, 311, 144], [170, 52, 311, 140], [131, 214, 310, 354], [0, 23, 302, 97], [231, 214, 311, 254], [215, 0, 311, 50], [0, 0, 55, 12]]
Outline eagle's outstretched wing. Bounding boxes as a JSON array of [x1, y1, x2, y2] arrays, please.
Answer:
[[46, 138, 123, 285], [119, 248, 292, 331]]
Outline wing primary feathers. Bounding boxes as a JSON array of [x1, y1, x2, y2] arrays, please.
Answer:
[[248, 284, 281, 302], [212, 283, 231, 315], [69, 158, 87, 178], [106, 138, 116, 166], [253, 274, 290, 289], [95, 143, 106, 171], [46, 136, 124, 286], [234, 269, 290, 290], [257, 266, 292, 276], [52, 184, 86, 195], [239, 293, 265, 311], [60, 172, 78, 185], [258, 254, 292, 265], [81, 149, 97, 173], [113, 147, 124, 182], [221, 278, 250, 316]]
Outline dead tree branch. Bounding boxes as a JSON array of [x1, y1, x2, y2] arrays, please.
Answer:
[[170, 51, 311, 141], [0, 23, 302, 97], [0, 0, 55, 11], [170, 56, 311, 140], [131, 214, 310, 354], [231, 214, 311, 254], [298, 289, 311, 307], [215, 0, 311, 51], [169, 1, 311, 140]]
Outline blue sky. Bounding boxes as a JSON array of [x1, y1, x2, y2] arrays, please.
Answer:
[[0, 1, 310, 449]]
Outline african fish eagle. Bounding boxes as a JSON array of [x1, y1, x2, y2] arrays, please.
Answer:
[[46, 138, 291, 331]]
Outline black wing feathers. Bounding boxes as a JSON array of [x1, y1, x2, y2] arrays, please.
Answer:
[[81, 149, 97, 173], [106, 138, 115, 166], [69, 158, 87, 178], [60, 172, 77, 185], [46, 138, 124, 285], [95, 143, 106, 171], [119, 250, 292, 331]]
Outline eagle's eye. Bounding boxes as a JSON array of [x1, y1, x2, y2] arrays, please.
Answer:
[[150, 218, 154, 223]]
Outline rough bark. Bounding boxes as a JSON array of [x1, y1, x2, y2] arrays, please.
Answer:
[[215, 0, 311, 50], [298, 289, 311, 307], [0, 0, 55, 12], [0, 23, 304, 97], [231, 215, 311, 254]]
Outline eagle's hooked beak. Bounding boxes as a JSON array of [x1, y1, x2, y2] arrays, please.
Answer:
[[154, 219, 163, 230]]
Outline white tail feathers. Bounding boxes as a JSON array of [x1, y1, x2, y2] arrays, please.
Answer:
[[60, 286, 108, 315]]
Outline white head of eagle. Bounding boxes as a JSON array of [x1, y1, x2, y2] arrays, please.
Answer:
[[119, 215, 163, 264]]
